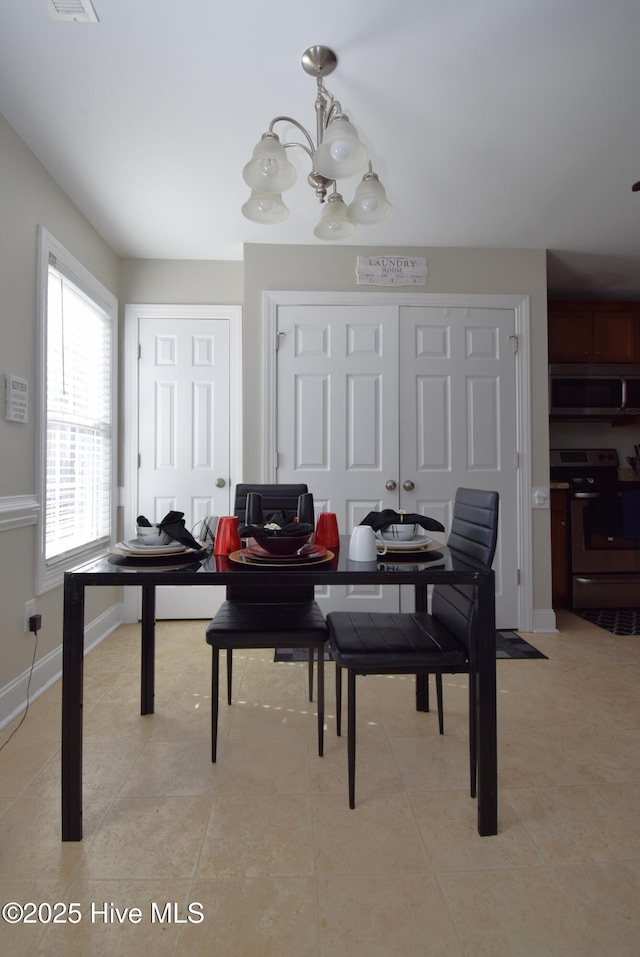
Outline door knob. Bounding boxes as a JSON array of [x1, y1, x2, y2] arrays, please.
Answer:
[[385, 480, 397, 491], [402, 480, 415, 491], [215, 478, 226, 488]]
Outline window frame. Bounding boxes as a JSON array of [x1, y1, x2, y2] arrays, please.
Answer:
[[35, 227, 118, 594]]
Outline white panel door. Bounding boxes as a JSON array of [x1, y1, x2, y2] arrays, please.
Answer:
[[276, 302, 401, 611], [138, 317, 230, 618], [398, 306, 518, 626], [276, 301, 519, 628]]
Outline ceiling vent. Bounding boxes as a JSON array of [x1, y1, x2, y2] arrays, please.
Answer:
[[45, 0, 99, 21]]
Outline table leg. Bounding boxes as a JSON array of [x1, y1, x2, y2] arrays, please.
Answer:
[[476, 570, 498, 836], [414, 582, 429, 712], [141, 585, 156, 715], [61, 575, 85, 841]]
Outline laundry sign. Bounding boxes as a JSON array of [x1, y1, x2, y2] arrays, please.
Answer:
[[356, 255, 427, 286]]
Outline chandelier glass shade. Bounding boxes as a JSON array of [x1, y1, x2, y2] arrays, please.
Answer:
[[348, 171, 393, 225], [242, 134, 297, 194], [241, 189, 289, 224], [241, 46, 392, 241], [313, 192, 357, 240], [312, 115, 369, 180]]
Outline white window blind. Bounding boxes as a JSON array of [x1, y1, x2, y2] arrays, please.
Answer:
[[45, 263, 112, 564], [36, 228, 117, 593]]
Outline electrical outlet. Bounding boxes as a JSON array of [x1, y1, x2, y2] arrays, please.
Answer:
[[24, 599, 36, 633]]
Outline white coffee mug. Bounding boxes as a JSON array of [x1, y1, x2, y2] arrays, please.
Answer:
[[349, 525, 381, 561]]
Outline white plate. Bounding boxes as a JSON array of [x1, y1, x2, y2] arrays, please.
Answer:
[[113, 539, 188, 556], [376, 535, 433, 552]]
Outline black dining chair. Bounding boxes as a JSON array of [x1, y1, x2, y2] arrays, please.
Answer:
[[205, 483, 328, 762], [327, 487, 499, 808]]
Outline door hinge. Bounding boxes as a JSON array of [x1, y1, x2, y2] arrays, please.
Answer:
[[137, 343, 141, 359], [514, 451, 519, 468], [517, 568, 521, 585], [138, 453, 141, 468], [276, 331, 286, 350], [275, 452, 280, 470], [509, 334, 518, 353]]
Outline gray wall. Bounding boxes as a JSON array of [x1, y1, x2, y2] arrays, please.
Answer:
[[0, 113, 120, 702]]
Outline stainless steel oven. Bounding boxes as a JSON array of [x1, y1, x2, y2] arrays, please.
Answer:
[[551, 449, 640, 609]]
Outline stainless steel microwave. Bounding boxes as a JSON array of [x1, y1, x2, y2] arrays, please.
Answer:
[[549, 366, 640, 417]]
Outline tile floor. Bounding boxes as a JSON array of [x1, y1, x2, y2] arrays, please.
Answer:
[[1, 609, 639, 955]]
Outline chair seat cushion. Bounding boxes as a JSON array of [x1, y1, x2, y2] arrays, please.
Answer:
[[206, 600, 327, 649], [327, 611, 467, 672]]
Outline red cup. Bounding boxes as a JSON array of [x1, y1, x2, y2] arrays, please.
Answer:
[[214, 515, 241, 555], [314, 511, 339, 549]]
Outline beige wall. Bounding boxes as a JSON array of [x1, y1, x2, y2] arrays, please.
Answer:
[[119, 258, 243, 305], [0, 114, 120, 706], [243, 243, 552, 615]]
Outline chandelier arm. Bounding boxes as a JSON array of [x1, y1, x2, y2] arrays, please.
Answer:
[[268, 116, 315, 153], [283, 141, 313, 162]]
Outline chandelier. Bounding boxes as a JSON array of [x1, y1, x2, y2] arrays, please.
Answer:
[[241, 45, 392, 241]]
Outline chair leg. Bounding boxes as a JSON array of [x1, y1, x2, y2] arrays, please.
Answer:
[[469, 669, 477, 798], [317, 646, 324, 757], [308, 648, 314, 702], [335, 662, 342, 736], [226, 649, 233, 705], [347, 669, 356, 808], [211, 647, 220, 763], [415, 673, 430, 712], [435, 674, 444, 735]]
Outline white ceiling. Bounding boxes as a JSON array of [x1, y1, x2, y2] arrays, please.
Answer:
[[1, 0, 639, 297]]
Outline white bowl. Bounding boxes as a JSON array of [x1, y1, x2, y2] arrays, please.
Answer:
[[380, 523, 419, 542], [136, 524, 174, 546]]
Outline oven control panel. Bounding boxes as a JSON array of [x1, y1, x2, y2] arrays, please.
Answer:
[[550, 448, 619, 469]]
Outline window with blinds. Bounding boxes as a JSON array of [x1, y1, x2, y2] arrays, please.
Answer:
[[37, 229, 117, 592]]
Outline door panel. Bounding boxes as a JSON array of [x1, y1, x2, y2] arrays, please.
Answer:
[[398, 306, 518, 625], [138, 316, 231, 618], [276, 303, 400, 610]]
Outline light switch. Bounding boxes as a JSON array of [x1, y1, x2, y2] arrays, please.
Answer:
[[532, 487, 549, 509]]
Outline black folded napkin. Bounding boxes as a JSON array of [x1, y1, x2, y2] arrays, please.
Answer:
[[137, 510, 201, 550], [239, 521, 314, 541], [360, 510, 445, 534]]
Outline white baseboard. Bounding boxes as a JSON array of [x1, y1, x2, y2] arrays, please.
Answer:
[[0, 602, 123, 731], [532, 607, 558, 634]]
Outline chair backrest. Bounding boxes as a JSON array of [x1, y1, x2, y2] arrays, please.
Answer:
[[445, 487, 499, 567], [431, 488, 499, 657], [228, 483, 314, 603], [233, 483, 309, 525]]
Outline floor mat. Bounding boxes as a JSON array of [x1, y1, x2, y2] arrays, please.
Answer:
[[574, 608, 640, 635], [275, 631, 546, 662], [495, 630, 547, 659]]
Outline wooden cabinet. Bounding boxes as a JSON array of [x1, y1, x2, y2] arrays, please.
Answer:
[[550, 488, 569, 606], [548, 301, 639, 364]]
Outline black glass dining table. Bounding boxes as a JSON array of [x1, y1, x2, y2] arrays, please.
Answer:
[[61, 536, 497, 839]]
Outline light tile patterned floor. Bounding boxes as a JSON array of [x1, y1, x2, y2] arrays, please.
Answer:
[[1, 610, 639, 955]]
